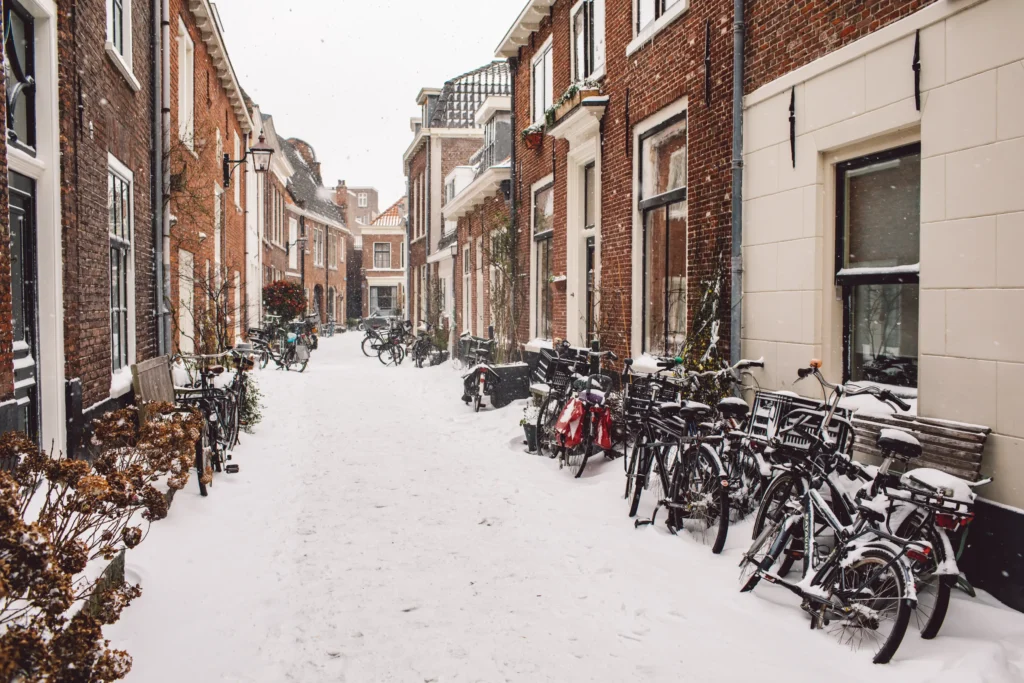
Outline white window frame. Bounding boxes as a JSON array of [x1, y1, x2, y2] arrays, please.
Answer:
[[233, 270, 241, 340], [630, 97, 688, 355], [288, 217, 299, 270], [177, 18, 195, 150], [529, 174, 555, 340], [628, 0, 688, 57], [570, 0, 606, 82], [358, 192, 368, 208], [462, 245, 472, 334], [374, 242, 392, 270], [233, 131, 242, 208], [213, 184, 223, 290], [105, 0, 140, 90], [531, 36, 554, 125], [108, 153, 136, 397]]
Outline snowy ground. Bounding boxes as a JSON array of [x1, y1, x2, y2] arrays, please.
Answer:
[[108, 335, 1024, 683]]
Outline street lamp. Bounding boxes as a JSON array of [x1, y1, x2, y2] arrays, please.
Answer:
[[223, 133, 274, 188]]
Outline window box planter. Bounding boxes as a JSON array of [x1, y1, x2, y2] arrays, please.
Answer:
[[523, 130, 544, 150], [551, 88, 601, 127]]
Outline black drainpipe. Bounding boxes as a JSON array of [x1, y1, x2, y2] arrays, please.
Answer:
[[730, 0, 745, 365]]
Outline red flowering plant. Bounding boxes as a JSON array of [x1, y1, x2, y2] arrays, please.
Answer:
[[262, 280, 306, 322], [0, 404, 202, 682]]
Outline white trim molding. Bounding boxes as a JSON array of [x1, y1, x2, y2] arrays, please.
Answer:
[[627, 0, 690, 57]]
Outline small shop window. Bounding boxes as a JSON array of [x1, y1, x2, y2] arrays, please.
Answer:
[[835, 143, 921, 388]]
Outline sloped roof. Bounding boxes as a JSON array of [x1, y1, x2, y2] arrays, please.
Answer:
[[429, 61, 511, 129], [371, 198, 406, 228], [278, 138, 346, 227]]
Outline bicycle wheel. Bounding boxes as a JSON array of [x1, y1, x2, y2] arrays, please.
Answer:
[[625, 434, 642, 502], [826, 547, 912, 664], [536, 396, 563, 457], [628, 439, 651, 517], [259, 350, 269, 369], [898, 516, 952, 640], [361, 336, 378, 357], [739, 511, 793, 592], [667, 443, 730, 554], [752, 471, 802, 577]]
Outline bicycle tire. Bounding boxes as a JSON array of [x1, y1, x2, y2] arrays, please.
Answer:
[[669, 443, 730, 554], [259, 350, 269, 369], [624, 434, 642, 502], [897, 515, 952, 640], [195, 421, 209, 497], [826, 547, 912, 664], [628, 440, 650, 517], [473, 393, 482, 412], [361, 336, 377, 357], [536, 396, 563, 456], [752, 472, 802, 577]]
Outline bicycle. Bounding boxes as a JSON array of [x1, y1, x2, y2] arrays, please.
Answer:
[[174, 352, 240, 495], [551, 349, 618, 478], [738, 362, 930, 663]]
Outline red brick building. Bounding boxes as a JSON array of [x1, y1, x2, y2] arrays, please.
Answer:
[[403, 62, 511, 326], [167, 0, 253, 354], [280, 137, 350, 323], [497, 0, 735, 360], [361, 198, 407, 318], [333, 182, 379, 319]]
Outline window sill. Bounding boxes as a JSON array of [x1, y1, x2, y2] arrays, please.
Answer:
[[105, 42, 142, 92], [626, 0, 690, 58], [110, 367, 134, 400]]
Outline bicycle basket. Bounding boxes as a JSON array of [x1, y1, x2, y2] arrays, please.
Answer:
[[296, 344, 310, 362], [623, 375, 680, 423], [747, 390, 852, 454]]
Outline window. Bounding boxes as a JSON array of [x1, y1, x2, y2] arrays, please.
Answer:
[[288, 217, 299, 269], [328, 233, 336, 268], [234, 271, 241, 340], [639, 112, 687, 355], [572, 0, 606, 81], [213, 185, 223, 287], [358, 192, 368, 208], [109, 0, 125, 56], [108, 162, 134, 375], [836, 144, 921, 388], [233, 132, 242, 207], [5, 0, 36, 151], [177, 20, 195, 149], [531, 39, 553, 124], [370, 286, 395, 312], [106, 0, 137, 83], [446, 178, 456, 202], [636, 0, 682, 34], [374, 242, 391, 269], [533, 183, 554, 339]]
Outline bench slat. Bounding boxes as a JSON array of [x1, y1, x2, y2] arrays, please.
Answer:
[[852, 424, 985, 456], [852, 414, 988, 443], [854, 443, 982, 481]]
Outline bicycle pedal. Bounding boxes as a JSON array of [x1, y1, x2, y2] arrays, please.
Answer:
[[225, 464, 239, 474], [634, 518, 652, 528]]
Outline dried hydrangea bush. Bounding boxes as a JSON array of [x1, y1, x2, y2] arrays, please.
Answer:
[[0, 404, 202, 682]]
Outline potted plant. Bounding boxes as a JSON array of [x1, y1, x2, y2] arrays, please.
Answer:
[[521, 402, 541, 453], [522, 124, 544, 150]]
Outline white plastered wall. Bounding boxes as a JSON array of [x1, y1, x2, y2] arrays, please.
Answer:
[[741, 0, 1024, 508]]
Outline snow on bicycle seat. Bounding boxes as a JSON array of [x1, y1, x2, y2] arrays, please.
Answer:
[[679, 401, 712, 418], [717, 397, 749, 419], [877, 428, 922, 460]]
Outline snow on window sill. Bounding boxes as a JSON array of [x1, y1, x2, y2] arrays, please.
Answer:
[[110, 367, 134, 400], [105, 42, 141, 92], [626, 1, 691, 58]]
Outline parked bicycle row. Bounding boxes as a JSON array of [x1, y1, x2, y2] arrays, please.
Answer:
[[500, 342, 989, 664], [248, 314, 328, 372]]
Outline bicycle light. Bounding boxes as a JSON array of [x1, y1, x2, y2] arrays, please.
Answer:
[[906, 545, 932, 564]]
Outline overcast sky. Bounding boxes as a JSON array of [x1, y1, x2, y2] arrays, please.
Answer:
[[215, 0, 526, 207]]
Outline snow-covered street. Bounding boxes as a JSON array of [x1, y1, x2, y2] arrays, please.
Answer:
[[108, 336, 1024, 683]]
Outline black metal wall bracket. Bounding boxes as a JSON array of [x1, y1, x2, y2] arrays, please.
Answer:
[[913, 30, 922, 111], [789, 87, 796, 168]]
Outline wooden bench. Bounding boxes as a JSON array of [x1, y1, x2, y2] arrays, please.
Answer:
[[131, 356, 177, 423], [851, 412, 991, 482]]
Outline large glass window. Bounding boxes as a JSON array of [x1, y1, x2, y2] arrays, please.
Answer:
[[639, 113, 687, 355], [109, 170, 132, 372], [374, 243, 391, 269], [573, 0, 605, 80], [636, 0, 682, 34], [533, 183, 554, 340], [5, 0, 36, 151], [836, 144, 921, 388], [531, 41, 553, 124]]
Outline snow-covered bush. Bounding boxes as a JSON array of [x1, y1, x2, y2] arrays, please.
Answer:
[[0, 404, 202, 682], [240, 377, 264, 434]]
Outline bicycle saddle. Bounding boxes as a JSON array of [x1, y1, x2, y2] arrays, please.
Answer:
[[717, 397, 749, 419], [877, 428, 922, 461], [678, 401, 712, 419]]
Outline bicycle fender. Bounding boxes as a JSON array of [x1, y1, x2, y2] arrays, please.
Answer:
[[857, 541, 918, 604]]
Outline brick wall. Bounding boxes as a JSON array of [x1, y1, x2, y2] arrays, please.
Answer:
[[297, 219, 346, 323], [406, 145, 428, 322], [510, 0, 736, 360], [745, 0, 937, 93], [453, 192, 510, 339], [166, 0, 249, 354], [59, 0, 157, 414]]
